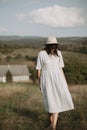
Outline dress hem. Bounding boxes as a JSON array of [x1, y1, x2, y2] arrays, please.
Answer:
[[45, 107, 74, 113]]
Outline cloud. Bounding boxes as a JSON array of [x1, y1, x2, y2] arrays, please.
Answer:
[[16, 5, 86, 28], [0, 27, 8, 33], [16, 14, 26, 21]]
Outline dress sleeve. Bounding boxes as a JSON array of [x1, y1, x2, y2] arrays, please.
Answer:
[[36, 52, 42, 70], [58, 51, 64, 68]]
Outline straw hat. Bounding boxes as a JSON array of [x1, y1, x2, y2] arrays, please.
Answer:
[[46, 36, 58, 44]]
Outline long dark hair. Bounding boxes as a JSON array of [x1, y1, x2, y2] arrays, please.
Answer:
[[44, 44, 59, 56]]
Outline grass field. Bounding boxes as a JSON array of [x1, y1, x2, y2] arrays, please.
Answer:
[[0, 48, 40, 66], [0, 48, 87, 66], [0, 83, 87, 130]]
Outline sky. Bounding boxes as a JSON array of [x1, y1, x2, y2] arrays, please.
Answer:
[[0, 0, 87, 37]]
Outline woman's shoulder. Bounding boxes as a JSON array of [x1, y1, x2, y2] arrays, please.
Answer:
[[38, 50, 46, 56], [57, 50, 62, 55]]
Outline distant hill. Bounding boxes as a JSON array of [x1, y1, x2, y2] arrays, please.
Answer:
[[0, 35, 21, 41], [0, 35, 43, 41], [0, 35, 87, 48], [0, 36, 46, 48], [59, 37, 87, 44]]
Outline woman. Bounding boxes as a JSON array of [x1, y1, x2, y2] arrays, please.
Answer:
[[36, 36, 74, 130]]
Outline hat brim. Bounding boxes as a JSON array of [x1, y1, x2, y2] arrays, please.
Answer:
[[43, 42, 60, 45]]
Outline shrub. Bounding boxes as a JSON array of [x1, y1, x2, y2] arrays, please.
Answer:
[[64, 59, 87, 84], [28, 66, 37, 83], [14, 54, 23, 59], [6, 70, 13, 82], [25, 55, 36, 61], [1, 49, 13, 54], [6, 55, 12, 62]]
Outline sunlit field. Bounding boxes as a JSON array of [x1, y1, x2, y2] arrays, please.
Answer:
[[0, 83, 87, 130]]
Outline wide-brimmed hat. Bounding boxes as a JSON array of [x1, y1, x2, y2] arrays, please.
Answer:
[[46, 36, 58, 44]]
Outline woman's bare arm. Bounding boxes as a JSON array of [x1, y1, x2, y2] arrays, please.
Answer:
[[37, 69, 41, 90]]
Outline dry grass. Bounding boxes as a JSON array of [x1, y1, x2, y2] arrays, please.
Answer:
[[0, 83, 87, 130], [0, 84, 26, 99], [69, 84, 87, 99], [0, 48, 40, 66], [12, 48, 40, 57], [0, 48, 40, 58]]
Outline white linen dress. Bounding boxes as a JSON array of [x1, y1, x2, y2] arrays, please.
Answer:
[[36, 50, 74, 113]]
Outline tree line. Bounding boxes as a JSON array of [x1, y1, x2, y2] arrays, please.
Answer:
[[0, 37, 87, 54]]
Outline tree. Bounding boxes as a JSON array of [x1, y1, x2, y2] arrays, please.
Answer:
[[6, 70, 13, 82]]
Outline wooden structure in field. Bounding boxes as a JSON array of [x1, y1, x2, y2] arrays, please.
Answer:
[[0, 65, 31, 83]]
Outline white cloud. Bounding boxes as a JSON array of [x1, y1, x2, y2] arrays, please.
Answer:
[[0, 27, 8, 33], [16, 5, 85, 28], [16, 14, 26, 21]]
